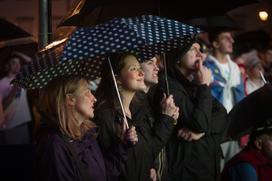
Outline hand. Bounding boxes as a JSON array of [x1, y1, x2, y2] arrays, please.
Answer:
[[177, 128, 205, 141], [150, 168, 157, 181], [160, 94, 180, 120], [195, 60, 212, 86], [123, 126, 138, 145]]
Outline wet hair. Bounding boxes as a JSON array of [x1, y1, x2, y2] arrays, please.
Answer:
[[37, 75, 96, 140]]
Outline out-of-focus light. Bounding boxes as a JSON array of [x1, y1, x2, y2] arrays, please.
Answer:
[[259, 11, 269, 21]]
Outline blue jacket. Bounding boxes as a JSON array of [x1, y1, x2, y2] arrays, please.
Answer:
[[204, 55, 245, 107]]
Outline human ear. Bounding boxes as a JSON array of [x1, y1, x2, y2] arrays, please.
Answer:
[[254, 139, 262, 150], [66, 94, 76, 106], [212, 41, 219, 49]]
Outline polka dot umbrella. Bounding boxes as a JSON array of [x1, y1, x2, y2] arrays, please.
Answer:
[[62, 15, 200, 62], [13, 15, 200, 90]]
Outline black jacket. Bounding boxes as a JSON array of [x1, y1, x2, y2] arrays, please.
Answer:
[[156, 69, 228, 181], [94, 99, 174, 181]]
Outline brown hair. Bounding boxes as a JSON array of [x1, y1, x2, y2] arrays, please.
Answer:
[[95, 52, 138, 109], [38, 75, 96, 140]]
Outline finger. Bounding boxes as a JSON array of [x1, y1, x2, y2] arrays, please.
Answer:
[[195, 60, 201, 70], [188, 134, 193, 141]]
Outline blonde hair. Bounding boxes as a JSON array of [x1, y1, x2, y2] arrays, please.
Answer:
[[38, 76, 96, 140]]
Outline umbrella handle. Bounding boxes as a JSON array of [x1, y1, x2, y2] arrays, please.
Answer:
[[107, 57, 129, 129], [162, 53, 170, 96], [259, 71, 268, 84]]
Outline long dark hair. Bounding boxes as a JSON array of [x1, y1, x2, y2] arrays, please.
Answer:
[[95, 52, 138, 112]]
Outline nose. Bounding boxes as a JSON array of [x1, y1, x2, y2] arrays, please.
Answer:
[[196, 49, 203, 58], [89, 91, 97, 103], [154, 63, 159, 71], [228, 36, 234, 43], [138, 68, 145, 77]]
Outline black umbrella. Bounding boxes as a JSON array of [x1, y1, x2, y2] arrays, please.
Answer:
[[0, 19, 32, 41], [59, 0, 259, 26], [226, 83, 272, 140], [189, 15, 242, 32]]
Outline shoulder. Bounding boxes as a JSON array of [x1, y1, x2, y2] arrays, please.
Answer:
[[40, 132, 71, 157], [94, 102, 115, 120], [228, 162, 257, 181]]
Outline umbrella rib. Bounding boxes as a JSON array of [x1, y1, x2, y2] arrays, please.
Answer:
[[107, 57, 129, 129]]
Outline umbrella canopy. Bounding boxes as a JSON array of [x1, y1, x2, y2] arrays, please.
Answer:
[[12, 38, 104, 89], [59, 0, 259, 26], [62, 15, 200, 63], [226, 83, 272, 140], [189, 15, 242, 32], [0, 19, 32, 41], [13, 15, 199, 90]]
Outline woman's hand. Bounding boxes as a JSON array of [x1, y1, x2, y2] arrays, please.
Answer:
[[160, 93, 180, 120], [122, 126, 138, 145]]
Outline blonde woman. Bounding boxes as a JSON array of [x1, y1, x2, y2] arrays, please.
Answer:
[[35, 75, 137, 181]]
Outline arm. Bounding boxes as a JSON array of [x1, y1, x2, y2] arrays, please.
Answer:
[[94, 107, 130, 180], [37, 135, 76, 181], [175, 85, 213, 133]]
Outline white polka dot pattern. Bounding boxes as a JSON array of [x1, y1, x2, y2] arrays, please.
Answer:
[[13, 15, 200, 89]]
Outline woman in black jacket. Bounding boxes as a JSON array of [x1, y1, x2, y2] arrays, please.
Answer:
[[156, 40, 228, 181], [94, 52, 179, 181]]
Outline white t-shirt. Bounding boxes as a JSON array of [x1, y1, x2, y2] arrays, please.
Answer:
[[215, 61, 234, 113], [0, 77, 31, 128]]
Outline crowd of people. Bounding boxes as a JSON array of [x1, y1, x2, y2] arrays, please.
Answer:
[[0, 19, 272, 181]]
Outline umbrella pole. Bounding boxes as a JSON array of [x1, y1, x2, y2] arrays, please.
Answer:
[[107, 57, 129, 129], [260, 71, 268, 84], [162, 53, 170, 96]]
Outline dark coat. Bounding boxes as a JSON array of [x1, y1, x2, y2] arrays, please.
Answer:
[[94, 99, 174, 181], [35, 128, 107, 181], [35, 121, 127, 181], [156, 68, 228, 181], [131, 90, 169, 181]]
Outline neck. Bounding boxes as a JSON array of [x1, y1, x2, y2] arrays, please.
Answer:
[[143, 83, 151, 93], [213, 51, 229, 64], [120, 89, 135, 117]]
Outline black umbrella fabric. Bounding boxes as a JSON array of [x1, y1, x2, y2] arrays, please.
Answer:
[[227, 83, 272, 140], [59, 0, 259, 26], [189, 15, 242, 32], [0, 19, 32, 41]]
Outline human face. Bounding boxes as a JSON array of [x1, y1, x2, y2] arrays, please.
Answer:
[[119, 55, 146, 92], [141, 57, 159, 87], [72, 79, 97, 120], [214, 32, 234, 54], [8, 57, 21, 75], [178, 43, 203, 75]]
